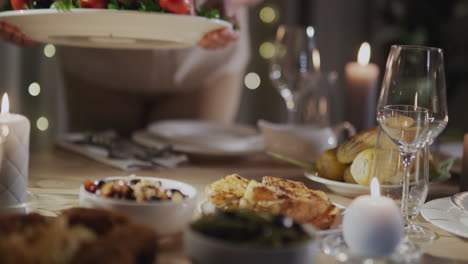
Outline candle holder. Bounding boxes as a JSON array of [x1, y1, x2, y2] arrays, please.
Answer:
[[321, 232, 422, 263]]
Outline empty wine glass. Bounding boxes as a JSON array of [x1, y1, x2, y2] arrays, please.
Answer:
[[270, 24, 321, 124], [376, 45, 448, 242]]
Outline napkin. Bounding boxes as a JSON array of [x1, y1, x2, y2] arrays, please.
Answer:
[[56, 133, 188, 171]]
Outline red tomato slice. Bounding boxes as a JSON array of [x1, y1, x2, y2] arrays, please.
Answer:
[[159, 0, 191, 14], [10, 0, 30, 10], [80, 0, 108, 8]]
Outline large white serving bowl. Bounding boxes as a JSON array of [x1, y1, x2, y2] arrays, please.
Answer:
[[0, 9, 231, 50], [79, 176, 197, 236], [184, 227, 318, 264]]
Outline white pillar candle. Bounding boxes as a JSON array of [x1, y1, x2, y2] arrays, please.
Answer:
[[344, 42, 380, 131], [0, 94, 30, 207], [343, 178, 403, 257]]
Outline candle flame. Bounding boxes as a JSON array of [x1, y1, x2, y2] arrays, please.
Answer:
[[357, 42, 371, 66], [414, 92, 418, 111], [1, 93, 9, 114], [306, 26, 315, 38], [370, 178, 380, 198], [313, 48, 321, 71]]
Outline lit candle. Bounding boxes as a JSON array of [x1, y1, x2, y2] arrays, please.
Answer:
[[343, 178, 403, 257], [344, 42, 380, 131], [0, 93, 30, 207]]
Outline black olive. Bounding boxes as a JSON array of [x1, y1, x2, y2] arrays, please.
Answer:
[[96, 180, 106, 188], [167, 189, 186, 201], [32, 0, 53, 8], [149, 196, 160, 201], [129, 179, 141, 185]]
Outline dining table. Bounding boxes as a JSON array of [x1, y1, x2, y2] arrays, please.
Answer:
[[28, 147, 468, 264]]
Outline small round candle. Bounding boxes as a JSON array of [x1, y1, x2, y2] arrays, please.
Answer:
[[343, 178, 403, 257]]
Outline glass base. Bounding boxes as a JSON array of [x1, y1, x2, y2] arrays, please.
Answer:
[[405, 223, 436, 242], [322, 233, 423, 264]]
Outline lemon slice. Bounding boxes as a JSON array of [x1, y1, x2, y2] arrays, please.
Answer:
[[350, 148, 375, 185]]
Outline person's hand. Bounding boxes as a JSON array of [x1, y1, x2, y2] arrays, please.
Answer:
[[198, 0, 261, 50], [198, 27, 239, 50], [0, 22, 37, 46]]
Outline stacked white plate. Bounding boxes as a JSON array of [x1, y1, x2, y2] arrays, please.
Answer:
[[133, 120, 264, 158]]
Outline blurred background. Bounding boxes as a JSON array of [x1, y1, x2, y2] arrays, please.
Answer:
[[0, 0, 467, 148]]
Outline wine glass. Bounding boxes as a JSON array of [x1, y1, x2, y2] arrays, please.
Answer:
[[377, 45, 448, 242], [371, 128, 430, 238], [270, 24, 321, 124]]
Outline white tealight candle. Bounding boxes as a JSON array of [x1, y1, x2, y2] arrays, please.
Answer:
[[343, 178, 403, 257], [0, 93, 30, 207]]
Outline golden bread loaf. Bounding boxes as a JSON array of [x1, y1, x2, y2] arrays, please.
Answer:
[[316, 148, 346, 181], [336, 127, 378, 163]]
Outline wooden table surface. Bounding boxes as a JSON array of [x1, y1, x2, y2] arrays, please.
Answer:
[[28, 148, 468, 264]]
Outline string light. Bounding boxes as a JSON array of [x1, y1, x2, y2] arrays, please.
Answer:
[[44, 44, 56, 58], [244, 72, 261, 90], [259, 6, 277, 24], [259, 41, 275, 59], [28, 82, 41, 96], [36, 117, 49, 131]]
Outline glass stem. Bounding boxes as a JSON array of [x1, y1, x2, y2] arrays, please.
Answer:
[[401, 151, 417, 225]]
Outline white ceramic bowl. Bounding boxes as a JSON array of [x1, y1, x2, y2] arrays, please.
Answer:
[[258, 120, 338, 162], [79, 176, 197, 236], [184, 227, 318, 264]]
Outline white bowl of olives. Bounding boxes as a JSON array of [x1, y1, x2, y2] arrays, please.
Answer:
[[80, 175, 197, 236]]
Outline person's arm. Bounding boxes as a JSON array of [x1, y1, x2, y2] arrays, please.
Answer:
[[196, 72, 243, 123]]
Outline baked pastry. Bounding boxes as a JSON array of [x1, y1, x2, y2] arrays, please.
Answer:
[[0, 208, 158, 264], [205, 174, 249, 208], [206, 175, 339, 230]]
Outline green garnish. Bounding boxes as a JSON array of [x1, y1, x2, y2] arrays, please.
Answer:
[[197, 5, 239, 30], [191, 209, 315, 247], [52, 0, 79, 10]]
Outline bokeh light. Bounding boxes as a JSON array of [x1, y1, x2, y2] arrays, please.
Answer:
[[44, 44, 56, 58], [259, 6, 277, 24], [36, 117, 49, 131], [259, 41, 275, 59], [244, 72, 261, 90], [28, 82, 41, 96]]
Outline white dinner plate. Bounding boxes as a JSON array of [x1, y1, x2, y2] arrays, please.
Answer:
[[421, 197, 468, 239], [304, 171, 369, 198], [304, 170, 451, 198], [0, 9, 231, 49], [132, 120, 265, 158]]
